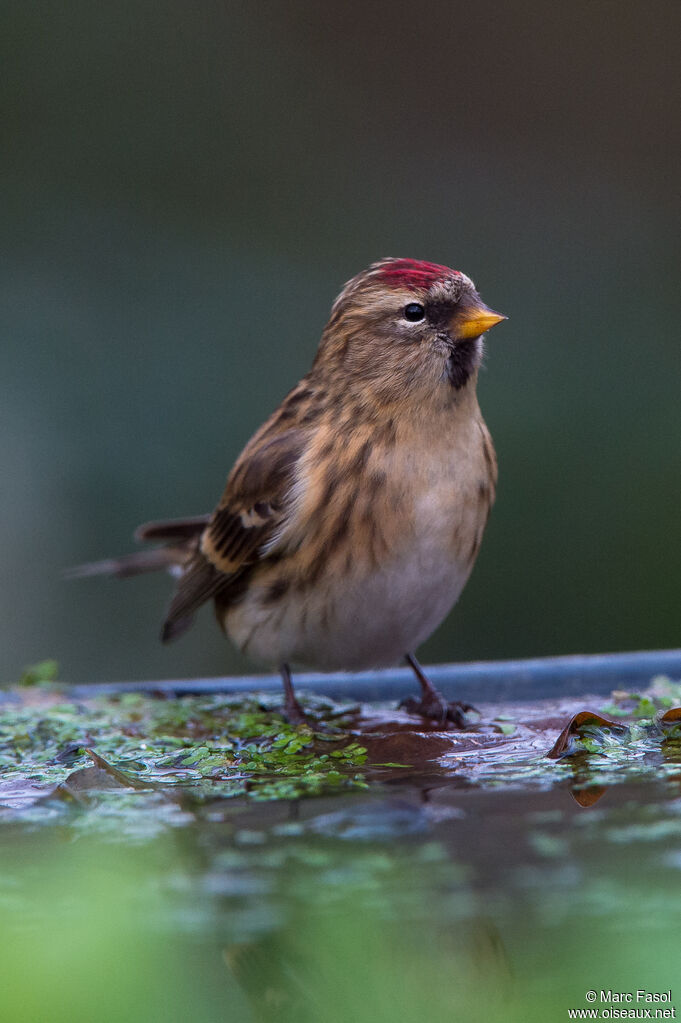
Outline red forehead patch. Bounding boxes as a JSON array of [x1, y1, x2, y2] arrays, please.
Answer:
[[378, 258, 460, 291]]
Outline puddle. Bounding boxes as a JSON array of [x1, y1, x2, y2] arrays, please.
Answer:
[[1, 679, 681, 1021]]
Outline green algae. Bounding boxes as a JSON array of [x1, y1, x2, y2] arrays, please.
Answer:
[[0, 690, 368, 806], [2, 671, 681, 833]]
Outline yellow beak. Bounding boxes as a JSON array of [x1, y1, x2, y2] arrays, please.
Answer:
[[451, 301, 507, 340]]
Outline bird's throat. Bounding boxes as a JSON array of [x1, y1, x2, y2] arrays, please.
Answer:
[[445, 340, 480, 390]]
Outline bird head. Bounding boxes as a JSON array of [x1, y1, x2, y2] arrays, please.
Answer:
[[314, 258, 506, 405]]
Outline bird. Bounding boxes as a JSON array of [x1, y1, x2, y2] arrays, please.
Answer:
[[70, 258, 506, 726]]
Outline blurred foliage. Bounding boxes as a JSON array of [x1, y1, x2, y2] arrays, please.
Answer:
[[0, 838, 242, 1023], [2, 1, 680, 683], [17, 658, 59, 687]]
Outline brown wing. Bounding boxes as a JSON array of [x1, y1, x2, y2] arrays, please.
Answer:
[[161, 427, 307, 642]]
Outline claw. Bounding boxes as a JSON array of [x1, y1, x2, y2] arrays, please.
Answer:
[[281, 702, 310, 727], [399, 694, 475, 729], [402, 652, 478, 728]]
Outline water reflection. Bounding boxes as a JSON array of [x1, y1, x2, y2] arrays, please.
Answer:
[[1, 773, 681, 1020], [199, 779, 681, 1021]]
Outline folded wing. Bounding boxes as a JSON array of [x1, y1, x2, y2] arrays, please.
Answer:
[[161, 427, 307, 641]]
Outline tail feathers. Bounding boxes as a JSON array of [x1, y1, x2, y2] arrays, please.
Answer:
[[134, 515, 210, 543], [67, 514, 214, 643], [66, 515, 210, 581], [64, 547, 185, 580]]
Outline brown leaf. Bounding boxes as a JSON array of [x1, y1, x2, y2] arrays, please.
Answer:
[[657, 707, 681, 727], [547, 711, 628, 759], [83, 748, 153, 790]]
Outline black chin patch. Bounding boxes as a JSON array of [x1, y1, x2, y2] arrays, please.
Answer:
[[445, 340, 478, 390]]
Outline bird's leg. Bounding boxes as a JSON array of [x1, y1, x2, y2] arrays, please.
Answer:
[[279, 663, 308, 725], [400, 653, 477, 728]]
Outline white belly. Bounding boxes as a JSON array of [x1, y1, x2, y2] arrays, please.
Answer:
[[300, 543, 471, 670], [225, 496, 476, 672]]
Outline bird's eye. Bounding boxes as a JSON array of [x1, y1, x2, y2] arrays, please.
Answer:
[[403, 303, 425, 322]]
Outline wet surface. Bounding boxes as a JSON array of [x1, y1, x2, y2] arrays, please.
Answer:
[[1, 680, 681, 1021]]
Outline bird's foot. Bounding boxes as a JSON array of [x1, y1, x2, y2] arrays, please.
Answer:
[[399, 692, 478, 729], [280, 698, 312, 727], [402, 653, 478, 728]]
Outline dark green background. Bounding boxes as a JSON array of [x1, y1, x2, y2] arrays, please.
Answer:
[[3, 2, 680, 684]]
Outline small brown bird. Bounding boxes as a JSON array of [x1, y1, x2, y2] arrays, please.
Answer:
[[73, 258, 506, 724]]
